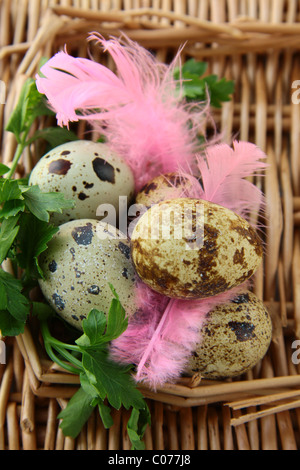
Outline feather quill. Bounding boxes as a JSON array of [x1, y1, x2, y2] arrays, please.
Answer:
[[36, 34, 208, 190]]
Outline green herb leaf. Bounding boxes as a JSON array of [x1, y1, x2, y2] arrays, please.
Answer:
[[16, 212, 59, 279], [180, 58, 208, 77], [105, 290, 128, 342], [81, 349, 143, 411], [0, 199, 25, 219], [0, 309, 26, 336], [174, 58, 235, 108], [0, 179, 23, 203], [0, 216, 20, 264], [79, 370, 99, 399], [127, 407, 151, 450], [0, 164, 10, 176], [97, 399, 114, 429], [25, 126, 79, 148], [22, 184, 74, 222], [0, 269, 30, 334], [47, 297, 150, 448], [76, 290, 127, 348], [6, 78, 53, 140], [58, 387, 96, 439], [76, 309, 107, 347], [208, 76, 235, 108]]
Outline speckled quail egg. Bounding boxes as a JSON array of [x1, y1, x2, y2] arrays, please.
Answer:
[[38, 219, 137, 330], [130, 198, 263, 299], [135, 172, 201, 207], [29, 140, 135, 225], [185, 290, 272, 379]]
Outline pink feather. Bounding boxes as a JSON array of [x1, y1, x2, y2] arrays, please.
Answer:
[[193, 140, 268, 225], [35, 34, 209, 191]]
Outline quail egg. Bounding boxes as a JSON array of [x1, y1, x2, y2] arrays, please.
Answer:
[[185, 290, 272, 379], [135, 172, 201, 207], [130, 198, 263, 299], [38, 219, 137, 330], [29, 140, 135, 225]]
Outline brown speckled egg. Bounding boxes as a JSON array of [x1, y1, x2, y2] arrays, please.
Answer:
[[29, 140, 135, 225], [135, 172, 201, 207], [185, 290, 272, 379], [130, 198, 263, 299], [38, 219, 137, 330]]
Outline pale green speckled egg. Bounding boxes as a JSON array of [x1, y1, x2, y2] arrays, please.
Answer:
[[29, 140, 135, 225], [38, 219, 137, 330]]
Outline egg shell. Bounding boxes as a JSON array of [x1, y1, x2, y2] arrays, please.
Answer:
[[185, 290, 272, 379], [135, 172, 201, 207], [38, 219, 137, 330], [131, 198, 263, 299], [29, 140, 135, 225]]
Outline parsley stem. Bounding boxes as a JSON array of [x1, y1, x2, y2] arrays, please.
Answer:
[[7, 142, 25, 179], [51, 344, 83, 371], [45, 336, 81, 352], [43, 339, 81, 375], [40, 320, 82, 375]]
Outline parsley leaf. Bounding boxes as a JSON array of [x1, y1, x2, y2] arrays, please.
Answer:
[[0, 199, 25, 219], [0, 216, 20, 264], [97, 399, 114, 429], [41, 291, 150, 449], [0, 310, 26, 337], [26, 127, 79, 148], [22, 185, 74, 223], [58, 387, 96, 439], [0, 179, 23, 203], [81, 349, 144, 411], [174, 58, 235, 108], [127, 407, 151, 451], [5, 78, 53, 142], [75, 309, 108, 348], [76, 287, 128, 347], [16, 213, 59, 279], [0, 164, 10, 176], [5, 77, 77, 179], [0, 269, 30, 335]]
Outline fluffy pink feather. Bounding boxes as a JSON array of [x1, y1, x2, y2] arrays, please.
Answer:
[[193, 140, 268, 225], [36, 34, 208, 190]]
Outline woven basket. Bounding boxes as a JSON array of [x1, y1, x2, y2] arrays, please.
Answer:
[[1, 0, 300, 450]]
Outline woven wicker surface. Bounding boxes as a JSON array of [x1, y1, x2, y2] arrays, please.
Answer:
[[1, 0, 300, 450]]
